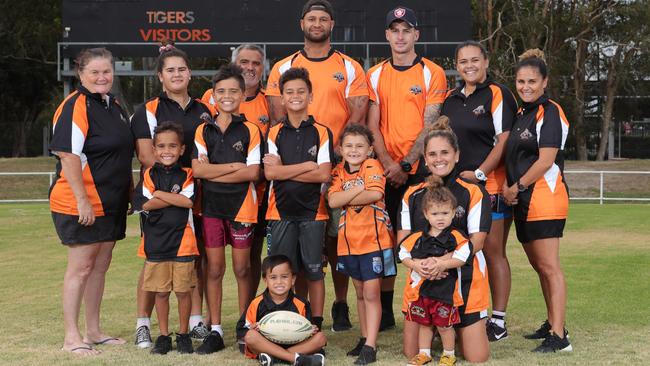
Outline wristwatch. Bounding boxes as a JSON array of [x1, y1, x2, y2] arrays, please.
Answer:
[[517, 180, 527, 192], [474, 169, 487, 182], [399, 160, 412, 173]]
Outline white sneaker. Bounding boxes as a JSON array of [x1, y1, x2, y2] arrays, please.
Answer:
[[134, 325, 153, 348]]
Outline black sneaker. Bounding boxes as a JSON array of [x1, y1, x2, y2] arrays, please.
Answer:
[[150, 334, 172, 355], [259, 352, 276, 366], [175, 333, 194, 354], [346, 337, 366, 357], [486, 320, 508, 342], [524, 320, 570, 340], [331, 301, 352, 331], [196, 331, 225, 354], [378, 310, 395, 332], [134, 325, 153, 349], [532, 331, 573, 353], [189, 322, 210, 340], [354, 345, 377, 365], [295, 353, 325, 366]]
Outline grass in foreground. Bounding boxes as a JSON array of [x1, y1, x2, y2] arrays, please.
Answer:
[[0, 204, 649, 365]]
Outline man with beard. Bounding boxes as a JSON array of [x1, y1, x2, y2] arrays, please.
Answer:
[[266, 0, 369, 333], [366, 6, 448, 331]]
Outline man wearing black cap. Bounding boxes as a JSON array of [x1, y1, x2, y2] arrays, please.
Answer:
[[265, 0, 369, 334], [366, 5, 448, 332]]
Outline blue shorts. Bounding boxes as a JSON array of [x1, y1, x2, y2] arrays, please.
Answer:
[[337, 249, 397, 281], [490, 194, 513, 221]]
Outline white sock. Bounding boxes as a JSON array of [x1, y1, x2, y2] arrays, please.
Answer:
[[419, 348, 431, 357], [211, 324, 223, 337], [490, 310, 506, 328], [189, 315, 203, 329], [136, 317, 150, 329], [443, 349, 455, 357]]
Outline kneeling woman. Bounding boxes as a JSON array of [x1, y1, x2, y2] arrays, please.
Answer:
[[397, 116, 492, 362]]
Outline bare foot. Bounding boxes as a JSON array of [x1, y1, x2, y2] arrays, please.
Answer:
[[61, 345, 101, 356]]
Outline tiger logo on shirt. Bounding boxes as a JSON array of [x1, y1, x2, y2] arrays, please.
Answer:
[[332, 72, 345, 82], [258, 115, 270, 125], [307, 145, 317, 157], [409, 85, 423, 95]]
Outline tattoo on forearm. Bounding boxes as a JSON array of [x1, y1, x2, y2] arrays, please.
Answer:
[[404, 104, 442, 164]]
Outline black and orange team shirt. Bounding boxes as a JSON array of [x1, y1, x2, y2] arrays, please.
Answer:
[[505, 94, 569, 222], [266, 49, 368, 144], [236, 289, 311, 359], [443, 77, 518, 194], [193, 114, 262, 223], [201, 87, 271, 136], [131, 92, 212, 168], [399, 230, 471, 308], [132, 163, 198, 260], [265, 116, 333, 221], [50, 86, 135, 217], [367, 56, 447, 170], [397, 174, 491, 314], [328, 159, 393, 256]]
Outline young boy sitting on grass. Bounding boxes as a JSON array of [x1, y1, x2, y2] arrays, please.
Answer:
[[237, 255, 327, 366], [133, 122, 199, 355]]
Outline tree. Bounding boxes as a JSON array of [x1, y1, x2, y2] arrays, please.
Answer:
[[0, 0, 60, 157]]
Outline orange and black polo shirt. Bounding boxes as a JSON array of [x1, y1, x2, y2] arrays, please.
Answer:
[[367, 56, 447, 171], [399, 230, 471, 307], [236, 289, 311, 358], [131, 92, 212, 168], [397, 172, 491, 314], [50, 86, 134, 216], [505, 94, 569, 222], [133, 163, 198, 260], [266, 49, 368, 144], [328, 159, 393, 256], [397, 172, 491, 237], [265, 116, 333, 221], [442, 77, 518, 194], [201, 87, 271, 136], [193, 114, 262, 223]]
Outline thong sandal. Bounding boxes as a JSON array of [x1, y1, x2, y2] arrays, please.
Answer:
[[92, 337, 125, 345], [63, 346, 99, 355]]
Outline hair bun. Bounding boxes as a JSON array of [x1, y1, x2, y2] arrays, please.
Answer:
[[430, 115, 452, 132], [159, 38, 175, 54], [425, 174, 444, 189], [519, 48, 545, 62]]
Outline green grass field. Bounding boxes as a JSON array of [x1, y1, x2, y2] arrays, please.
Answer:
[[0, 203, 649, 365]]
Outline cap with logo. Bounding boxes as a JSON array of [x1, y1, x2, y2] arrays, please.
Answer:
[[386, 6, 417, 28]]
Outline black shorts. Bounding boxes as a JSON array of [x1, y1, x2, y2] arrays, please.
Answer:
[[514, 219, 565, 243], [254, 199, 268, 237], [52, 212, 126, 245], [453, 307, 488, 329], [266, 220, 326, 281]]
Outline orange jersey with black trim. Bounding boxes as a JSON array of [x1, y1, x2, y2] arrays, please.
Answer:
[[236, 289, 311, 359], [193, 114, 261, 223], [505, 94, 569, 222], [201, 88, 270, 135], [399, 230, 470, 308], [443, 78, 518, 194], [367, 56, 447, 169], [49, 87, 134, 216], [266, 49, 368, 144], [133, 163, 198, 260], [265, 116, 333, 221], [328, 159, 393, 256]]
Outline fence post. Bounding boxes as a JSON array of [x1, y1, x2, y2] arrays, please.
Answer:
[[599, 171, 604, 205], [49, 172, 53, 187]]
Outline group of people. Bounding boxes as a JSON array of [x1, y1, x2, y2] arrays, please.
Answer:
[[49, 1, 572, 365]]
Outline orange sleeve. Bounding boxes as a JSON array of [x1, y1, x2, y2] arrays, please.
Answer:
[[347, 59, 369, 98], [265, 62, 282, 97]]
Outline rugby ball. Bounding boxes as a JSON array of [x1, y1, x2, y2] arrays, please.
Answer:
[[258, 310, 313, 345]]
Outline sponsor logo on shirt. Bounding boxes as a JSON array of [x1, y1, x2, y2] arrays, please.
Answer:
[[332, 72, 345, 83], [472, 105, 486, 116], [409, 85, 423, 95]]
